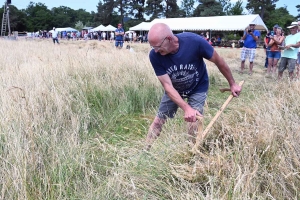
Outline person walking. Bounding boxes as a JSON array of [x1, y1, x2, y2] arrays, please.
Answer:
[[240, 23, 260, 75], [278, 22, 300, 80], [145, 23, 242, 150], [115, 23, 124, 49], [52, 27, 59, 44]]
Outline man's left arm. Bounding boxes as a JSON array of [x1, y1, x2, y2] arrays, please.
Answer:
[[208, 50, 242, 97]]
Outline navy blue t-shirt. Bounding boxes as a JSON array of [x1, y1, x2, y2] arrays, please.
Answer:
[[115, 28, 124, 41], [149, 32, 214, 96]]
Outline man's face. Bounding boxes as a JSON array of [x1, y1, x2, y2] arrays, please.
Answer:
[[249, 24, 255, 30], [289, 26, 298, 34]]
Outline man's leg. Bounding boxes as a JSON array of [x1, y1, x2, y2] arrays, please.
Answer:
[[248, 48, 256, 75], [240, 47, 247, 73], [249, 62, 254, 75], [240, 61, 245, 73], [146, 117, 167, 150], [278, 57, 287, 80], [287, 58, 297, 80], [267, 57, 273, 75], [145, 93, 178, 150], [264, 49, 268, 68]]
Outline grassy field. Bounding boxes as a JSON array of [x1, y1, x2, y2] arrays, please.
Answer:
[[0, 38, 299, 199]]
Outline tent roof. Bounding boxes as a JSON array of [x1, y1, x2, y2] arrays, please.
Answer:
[[129, 22, 151, 31], [91, 24, 105, 31], [103, 24, 117, 31], [82, 27, 93, 30], [130, 15, 268, 31], [53, 27, 78, 32]]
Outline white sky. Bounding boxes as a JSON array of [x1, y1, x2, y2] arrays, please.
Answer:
[[11, 0, 299, 16]]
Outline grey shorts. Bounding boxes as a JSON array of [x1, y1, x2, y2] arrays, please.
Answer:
[[278, 57, 297, 73], [157, 92, 207, 119], [297, 52, 300, 64]]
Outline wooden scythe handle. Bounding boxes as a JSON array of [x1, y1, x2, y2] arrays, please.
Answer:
[[192, 80, 245, 152]]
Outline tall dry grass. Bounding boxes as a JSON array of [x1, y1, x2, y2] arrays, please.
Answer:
[[0, 38, 299, 199]]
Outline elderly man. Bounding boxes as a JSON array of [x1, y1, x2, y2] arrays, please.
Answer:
[[240, 23, 260, 75], [145, 23, 242, 150], [278, 22, 300, 80]]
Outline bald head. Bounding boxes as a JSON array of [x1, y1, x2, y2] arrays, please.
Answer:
[[148, 23, 173, 43]]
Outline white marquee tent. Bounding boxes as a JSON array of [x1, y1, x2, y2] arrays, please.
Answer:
[[129, 15, 268, 31], [103, 24, 117, 31], [91, 24, 105, 32], [55, 27, 78, 32], [129, 22, 151, 31]]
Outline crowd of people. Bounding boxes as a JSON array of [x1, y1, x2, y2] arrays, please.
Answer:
[[241, 21, 300, 80], [26, 24, 149, 47]]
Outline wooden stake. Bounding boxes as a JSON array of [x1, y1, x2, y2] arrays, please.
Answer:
[[192, 80, 245, 152]]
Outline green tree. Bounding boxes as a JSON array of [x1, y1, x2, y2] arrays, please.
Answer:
[[193, 0, 224, 17], [75, 20, 84, 30], [218, 0, 232, 15], [24, 2, 53, 31], [296, 4, 300, 20], [265, 7, 295, 32], [180, 0, 195, 17], [114, 0, 131, 25], [228, 0, 244, 15], [73, 9, 94, 26], [128, 0, 146, 20], [145, 0, 164, 20], [51, 6, 74, 28], [94, 0, 114, 25], [165, 0, 180, 18], [245, 0, 278, 20], [0, 5, 27, 32]]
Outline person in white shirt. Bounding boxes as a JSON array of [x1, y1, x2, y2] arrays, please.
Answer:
[[52, 27, 59, 44], [102, 31, 106, 41], [110, 31, 114, 42], [133, 32, 137, 42], [278, 22, 300, 80], [129, 32, 133, 43]]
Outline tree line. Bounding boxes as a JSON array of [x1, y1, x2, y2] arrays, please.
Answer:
[[0, 0, 299, 33]]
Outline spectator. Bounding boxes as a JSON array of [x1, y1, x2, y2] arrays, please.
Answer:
[[110, 31, 114, 42], [238, 37, 244, 48], [277, 22, 300, 80], [266, 27, 284, 76], [264, 25, 278, 69], [102, 31, 106, 41], [128, 31, 133, 43], [206, 32, 210, 41], [52, 27, 59, 44], [133, 31, 137, 42], [240, 23, 260, 75], [216, 35, 221, 46], [145, 23, 241, 150], [115, 23, 124, 49]]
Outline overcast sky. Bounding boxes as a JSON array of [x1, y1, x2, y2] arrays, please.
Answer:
[[12, 0, 299, 16]]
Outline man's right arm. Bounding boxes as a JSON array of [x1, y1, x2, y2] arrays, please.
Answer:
[[157, 74, 201, 122]]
